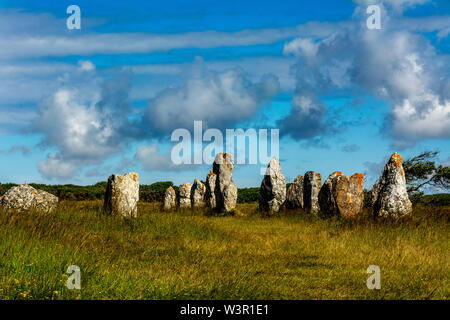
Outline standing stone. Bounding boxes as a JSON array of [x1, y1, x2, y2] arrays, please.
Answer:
[[372, 152, 412, 218], [191, 179, 206, 208], [0, 184, 58, 213], [163, 186, 176, 210], [286, 175, 304, 209], [205, 170, 217, 209], [104, 172, 139, 218], [259, 157, 286, 213], [178, 183, 192, 209], [332, 173, 364, 219], [318, 171, 342, 216], [213, 153, 237, 212], [303, 171, 322, 215]]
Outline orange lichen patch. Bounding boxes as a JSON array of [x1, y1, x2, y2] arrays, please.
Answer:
[[352, 173, 364, 190], [208, 170, 215, 177], [194, 179, 199, 182], [131, 173, 139, 182], [220, 153, 233, 164], [400, 168, 404, 176], [169, 186, 174, 191], [391, 152, 403, 167], [184, 183, 190, 191], [334, 171, 343, 175]]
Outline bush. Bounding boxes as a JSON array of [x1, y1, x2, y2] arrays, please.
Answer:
[[419, 193, 450, 207], [237, 187, 259, 203]]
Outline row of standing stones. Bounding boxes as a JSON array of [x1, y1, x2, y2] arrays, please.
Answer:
[[163, 153, 238, 213], [0, 152, 412, 219], [163, 152, 412, 219]]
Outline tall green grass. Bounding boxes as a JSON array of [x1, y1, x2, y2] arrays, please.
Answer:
[[0, 201, 448, 300]]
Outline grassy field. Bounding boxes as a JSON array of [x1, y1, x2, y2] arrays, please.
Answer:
[[0, 201, 448, 300]]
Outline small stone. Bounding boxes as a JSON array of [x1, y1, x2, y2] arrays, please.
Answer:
[[205, 170, 217, 209], [318, 171, 342, 216], [191, 179, 206, 208], [332, 173, 364, 219], [286, 175, 304, 209], [372, 152, 412, 218], [259, 157, 286, 213], [303, 171, 322, 215], [0, 184, 58, 213], [103, 172, 139, 218], [178, 183, 192, 209], [163, 186, 176, 210]]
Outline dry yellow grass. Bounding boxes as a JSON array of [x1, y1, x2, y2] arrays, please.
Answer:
[[0, 201, 448, 300]]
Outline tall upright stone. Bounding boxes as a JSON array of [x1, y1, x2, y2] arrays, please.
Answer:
[[104, 172, 139, 218], [372, 152, 412, 218], [303, 171, 322, 215], [205, 170, 217, 209], [191, 179, 206, 208], [178, 183, 192, 209], [259, 157, 286, 213], [0, 184, 58, 213], [286, 175, 304, 209], [163, 186, 176, 210], [318, 171, 342, 216], [213, 153, 237, 212]]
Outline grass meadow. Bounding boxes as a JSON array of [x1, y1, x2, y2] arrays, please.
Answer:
[[0, 201, 448, 300]]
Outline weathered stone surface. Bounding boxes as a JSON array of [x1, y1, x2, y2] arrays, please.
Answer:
[[319, 172, 364, 219], [178, 183, 192, 209], [372, 152, 412, 219], [222, 183, 238, 212], [259, 157, 286, 213], [163, 186, 176, 210], [0, 184, 58, 213], [286, 175, 304, 209], [104, 172, 139, 218], [318, 171, 342, 216], [191, 179, 206, 208], [213, 153, 237, 212], [303, 171, 322, 215], [205, 170, 217, 209], [333, 173, 364, 219]]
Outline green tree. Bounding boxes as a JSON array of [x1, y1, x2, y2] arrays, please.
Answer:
[[403, 151, 450, 195]]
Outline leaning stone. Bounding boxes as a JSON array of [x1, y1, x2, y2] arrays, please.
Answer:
[[259, 157, 286, 213], [332, 173, 364, 219], [0, 184, 58, 213], [191, 179, 206, 208], [178, 183, 192, 209], [213, 153, 237, 212], [205, 170, 217, 209], [163, 186, 177, 210], [303, 171, 322, 215], [286, 175, 304, 209], [103, 172, 139, 218], [372, 152, 412, 219], [318, 171, 342, 216]]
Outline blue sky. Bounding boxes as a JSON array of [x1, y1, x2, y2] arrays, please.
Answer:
[[0, 0, 449, 190]]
